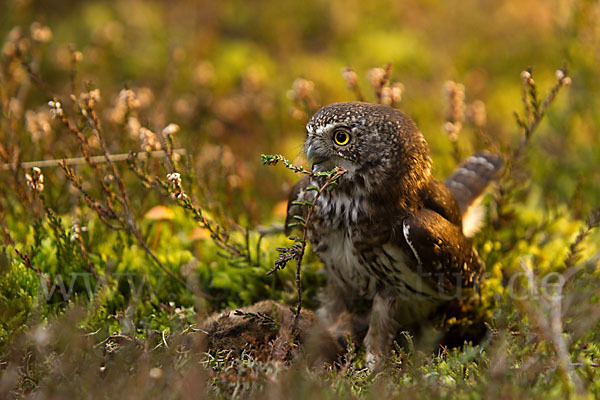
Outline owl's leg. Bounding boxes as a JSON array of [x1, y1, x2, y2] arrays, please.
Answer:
[[317, 280, 347, 323], [364, 292, 399, 371], [317, 279, 355, 349]]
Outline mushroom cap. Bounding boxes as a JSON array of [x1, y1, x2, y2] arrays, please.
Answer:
[[144, 205, 175, 221], [188, 226, 211, 241]]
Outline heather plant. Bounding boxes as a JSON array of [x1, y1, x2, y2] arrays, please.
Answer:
[[1, 0, 600, 398]]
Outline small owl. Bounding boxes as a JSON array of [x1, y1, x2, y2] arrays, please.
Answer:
[[286, 102, 502, 368]]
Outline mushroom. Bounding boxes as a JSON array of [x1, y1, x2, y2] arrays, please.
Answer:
[[144, 205, 175, 249], [188, 226, 212, 257]]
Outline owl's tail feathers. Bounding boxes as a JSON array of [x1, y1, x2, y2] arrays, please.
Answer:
[[444, 151, 504, 237], [445, 151, 504, 213]]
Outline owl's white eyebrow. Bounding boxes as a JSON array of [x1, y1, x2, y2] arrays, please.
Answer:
[[316, 122, 338, 136]]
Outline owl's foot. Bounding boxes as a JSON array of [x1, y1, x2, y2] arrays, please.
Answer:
[[365, 350, 384, 372], [363, 293, 398, 372]]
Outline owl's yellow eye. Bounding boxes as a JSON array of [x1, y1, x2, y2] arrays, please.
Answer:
[[333, 130, 350, 146]]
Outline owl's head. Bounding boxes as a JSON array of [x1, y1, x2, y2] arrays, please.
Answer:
[[305, 102, 432, 196]]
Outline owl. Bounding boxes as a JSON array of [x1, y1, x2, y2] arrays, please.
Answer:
[[286, 102, 502, 368]]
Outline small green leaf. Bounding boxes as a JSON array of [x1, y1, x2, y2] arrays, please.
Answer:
[[291, 200, 315, 207], [292, 215, 306, 223]]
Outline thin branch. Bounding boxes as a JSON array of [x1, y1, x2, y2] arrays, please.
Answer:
[[15, 248, 62, 297], [291, 167, 346, 329], [513, 67, 570, 161], [264, 154, 347, 334], [2, 149, 187, 170], [564, 207, 600, 269]]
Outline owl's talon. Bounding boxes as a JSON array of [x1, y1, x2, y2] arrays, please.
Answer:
[[366, 352, 378, 371], [366, 351, 387, 373]]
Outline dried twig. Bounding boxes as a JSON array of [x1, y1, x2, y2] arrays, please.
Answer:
[[564, 207, 600, 269], [15, 248, 62, 297], [341, 66, 364, 102], [233, 309, 277, 327], [262, 153, 346, 333], [512, 67, 571, 162], [518, 259, 583, 394], [496, 66, 571, 225], [1, 149, 187, 170]]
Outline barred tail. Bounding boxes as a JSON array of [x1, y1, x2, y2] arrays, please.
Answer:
[[444, 151, 504, 214]]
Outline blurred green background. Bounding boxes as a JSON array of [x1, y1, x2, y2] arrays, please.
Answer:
[[2, 0, 599, 221]]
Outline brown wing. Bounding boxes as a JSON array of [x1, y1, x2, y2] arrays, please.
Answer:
[[284, 176, 311, 235], [400, 209, 484, 295], [419, 178, 462, 227]]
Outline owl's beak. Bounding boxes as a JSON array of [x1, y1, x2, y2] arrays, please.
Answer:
[[306, 145, 328, 168]]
